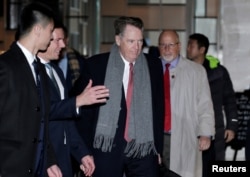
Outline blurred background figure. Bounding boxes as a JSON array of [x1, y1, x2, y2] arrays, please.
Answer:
[[142, 38, 160, 59], [187, 33, 238, 177], [56, 25, 86, 95]]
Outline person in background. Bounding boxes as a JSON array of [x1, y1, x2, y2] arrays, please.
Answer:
[[142, 38, 160, 59], [246, 113, 250, 160], [56, 25, 86, 95], [187, 33, 238, 177], [37, 20, 109, 177], [0, 2, 62, 177], [158, 30, 215, 177], [72, 16, 164, 177]]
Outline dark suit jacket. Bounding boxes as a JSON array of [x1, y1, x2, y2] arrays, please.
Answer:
[[73, 52, 164, 157], [46, 62, 90, 177], [0, 42, 56, 177]]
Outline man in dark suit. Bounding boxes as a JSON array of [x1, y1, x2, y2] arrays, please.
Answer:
[[37, 21, 109, 177], [72, 16, 164, 177], [0, 2, 62, 177]]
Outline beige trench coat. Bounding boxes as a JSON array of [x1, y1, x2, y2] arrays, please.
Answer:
[[169, 56, 215, 177]]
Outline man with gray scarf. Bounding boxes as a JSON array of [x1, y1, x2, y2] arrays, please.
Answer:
[[72, 16, 164, 177]]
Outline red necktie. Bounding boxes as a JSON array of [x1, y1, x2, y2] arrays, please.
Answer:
[[164, 63, 171, 132], [124, 63, 134, 141]]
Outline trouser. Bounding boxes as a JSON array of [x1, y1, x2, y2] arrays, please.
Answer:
[[163, 133, 171, 168]]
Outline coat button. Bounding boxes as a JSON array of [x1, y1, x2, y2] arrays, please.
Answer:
[[28, 169, 33, 174], [35, 106, 40, 111]]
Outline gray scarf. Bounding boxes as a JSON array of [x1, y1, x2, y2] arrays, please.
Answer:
[[94, 44, 157, 157]]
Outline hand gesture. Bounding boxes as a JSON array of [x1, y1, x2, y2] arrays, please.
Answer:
[[76, 79, 109, 107]]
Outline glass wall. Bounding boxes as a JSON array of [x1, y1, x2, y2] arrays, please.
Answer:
[[64, 0, 89, 56], [62, 0, 220, 57], [194, 0, 220, 59], [100, 0, 188, 56]]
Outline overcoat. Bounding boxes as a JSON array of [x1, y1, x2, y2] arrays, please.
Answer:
[[72, 52, 165, 177], [169, 56, 215, 177], [74, 52, 164, 155]]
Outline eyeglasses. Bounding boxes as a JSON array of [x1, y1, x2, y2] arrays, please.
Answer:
[[159, 42, 179, 49]]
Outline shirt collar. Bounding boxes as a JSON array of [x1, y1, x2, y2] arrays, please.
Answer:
[[120, 53, 136, 65], [160, 55, 180, 69], [38, 57, 50, 65], [16, 41, 36, 66]]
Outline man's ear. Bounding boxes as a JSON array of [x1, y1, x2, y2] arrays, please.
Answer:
[[33, 24, 42, 37], [115, 35, 120, 46], [200, 46, 206, 55]]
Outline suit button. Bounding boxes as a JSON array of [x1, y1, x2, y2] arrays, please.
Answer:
[[35, 106, 40, 111], [28, 169, 33, 174], [32, 138, 37, 143]]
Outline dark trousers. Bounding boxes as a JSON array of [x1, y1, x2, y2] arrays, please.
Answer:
[[162, 134, 171, 168], [161, 134, 181, 177], [89, 148, 159, 177], [202, 141, 215, 177], [246, 120, 250, 160]]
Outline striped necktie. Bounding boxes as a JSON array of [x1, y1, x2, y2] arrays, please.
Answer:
[[45, 63, 60, 94]]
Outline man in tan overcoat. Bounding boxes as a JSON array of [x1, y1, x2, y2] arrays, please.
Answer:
[[158, 30, 215, 177]]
